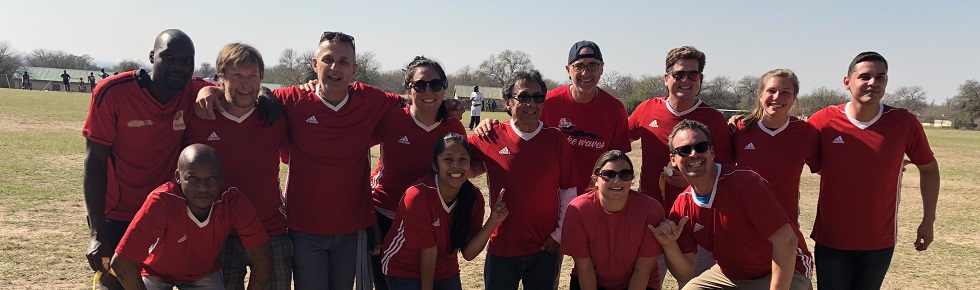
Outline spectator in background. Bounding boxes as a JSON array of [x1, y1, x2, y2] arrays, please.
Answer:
[[469, 86, 484, 130], [100, 69, 110, 79], [79, 77, 87, 92], [89, 73, 97, 91], [61, 70, 72, 92], [21, 71, 31, 90]]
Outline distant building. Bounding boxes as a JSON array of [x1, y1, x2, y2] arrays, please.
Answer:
[[12, 67, 105, 92]]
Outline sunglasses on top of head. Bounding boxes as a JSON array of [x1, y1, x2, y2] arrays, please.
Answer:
[[672, 141, 711, 156], [596, 169, 635, 182], [410, 79, 446, 92], [669, 70, 702, 81], [513, 93, 546, 104], [320, 31, 356, 48]]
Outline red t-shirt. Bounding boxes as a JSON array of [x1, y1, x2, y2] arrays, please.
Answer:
[[380, 176, 485, 280], [627, 97, 733, 211], [371, 106, 467, 217], [82, 70, 212, 221], [561, 190, 665, 289], [807, 103, 935, 250], [542, 85, 632, 195], [115, 181, 269, 283], [184, 107, 289, 235], [670, 164, 813, 280], [732, 117, 820, 223], [276, 82, 402, 235], [467, 120, 578, 257]]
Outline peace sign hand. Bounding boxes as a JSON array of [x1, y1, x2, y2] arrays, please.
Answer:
[[648, 216, 689, 246], [489, 189, 509, 224]]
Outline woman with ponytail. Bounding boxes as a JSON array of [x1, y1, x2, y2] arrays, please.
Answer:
[[380, 133, 508, 290]]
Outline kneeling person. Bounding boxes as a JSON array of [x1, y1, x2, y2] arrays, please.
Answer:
[[654, 120, 812, 290], [111, 144, 272, 290]]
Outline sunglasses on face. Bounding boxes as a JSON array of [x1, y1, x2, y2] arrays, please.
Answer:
[[596, 169, 635, 182], [410, 79, 446, 92], [513, 93, 545, 104], [672, 141, 711, 156], [571, 62, 602, 72], [669, 70, 702, 81], [320, 31, 356, 49]]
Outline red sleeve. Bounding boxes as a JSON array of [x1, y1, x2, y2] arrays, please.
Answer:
[[707, 117, 733, 163], [400, 188, 437, 249], [115, 193, 170, 264], [738, 172, 791, 238], [638, 199, 666, 258], [558, 133, 578, 189], [802, 122, 821, 173], [611, 103, 632, 152], [669, 198, 698, 254], [468, 188, 486, 238], [82, 83, 118, 146], [279, 120, 290, 164], [227, 189, 270, 247], [467, 134, 488, 164], [904, 112, 935, 165], [627, 100, 648, 141], [559, 200, 590, 258]]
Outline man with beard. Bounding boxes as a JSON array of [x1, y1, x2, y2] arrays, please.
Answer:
[[83, 29, 213, 290], [183, 43, 292, 290]]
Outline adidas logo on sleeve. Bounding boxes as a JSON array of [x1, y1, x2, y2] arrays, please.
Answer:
[[499, 147, 511, 155]]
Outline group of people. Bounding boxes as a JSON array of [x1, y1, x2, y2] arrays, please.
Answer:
[[54, 69, 110, 92], [82, 28, 940, 290]]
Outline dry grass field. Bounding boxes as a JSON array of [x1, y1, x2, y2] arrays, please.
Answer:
[[1, 88, 977, 289]]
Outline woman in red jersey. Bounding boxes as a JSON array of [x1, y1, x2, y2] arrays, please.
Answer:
[[731, 69, 820, 224], [380, 133, 508, 290], [368, 56, 467, 288], [561, 150, 666, 290]]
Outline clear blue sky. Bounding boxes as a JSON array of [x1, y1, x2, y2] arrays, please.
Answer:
[[5, 0, 977, 102]]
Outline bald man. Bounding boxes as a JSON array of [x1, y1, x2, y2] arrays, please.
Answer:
[[83, 29, 215, 289], [111, 144, 272, 290]]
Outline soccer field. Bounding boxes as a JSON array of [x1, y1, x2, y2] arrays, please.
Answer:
[[1, 88, 977, 289]]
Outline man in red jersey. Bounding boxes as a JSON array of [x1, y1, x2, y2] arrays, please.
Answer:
[[807, 51, 940, 290], [194, 32, 464, 290], [183, 43, 292, 290], [83, 29, 214, 290], [111, 144, 273, 290], [627, 46, 733, 286], [653, 120, 813, 290], [468, 70, 578, 290], [542, 40, 632, 196]]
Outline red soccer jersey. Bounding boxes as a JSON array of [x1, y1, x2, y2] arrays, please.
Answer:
[[807, 103, 935, 250], [115, 181, 269, 283], [184, 107, 289, 235], [380, 176, 485, 280], [732, 117, 820, 223], [561, 190, 665, 289], [669, 164, 813, 280], [627, 97, 733, 211], [276, 82, 401, 235], [371, 106, 467, 217], [467, 120, 578, 257], [82, 70, 212, 221], [542, 85, 632, 195]]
